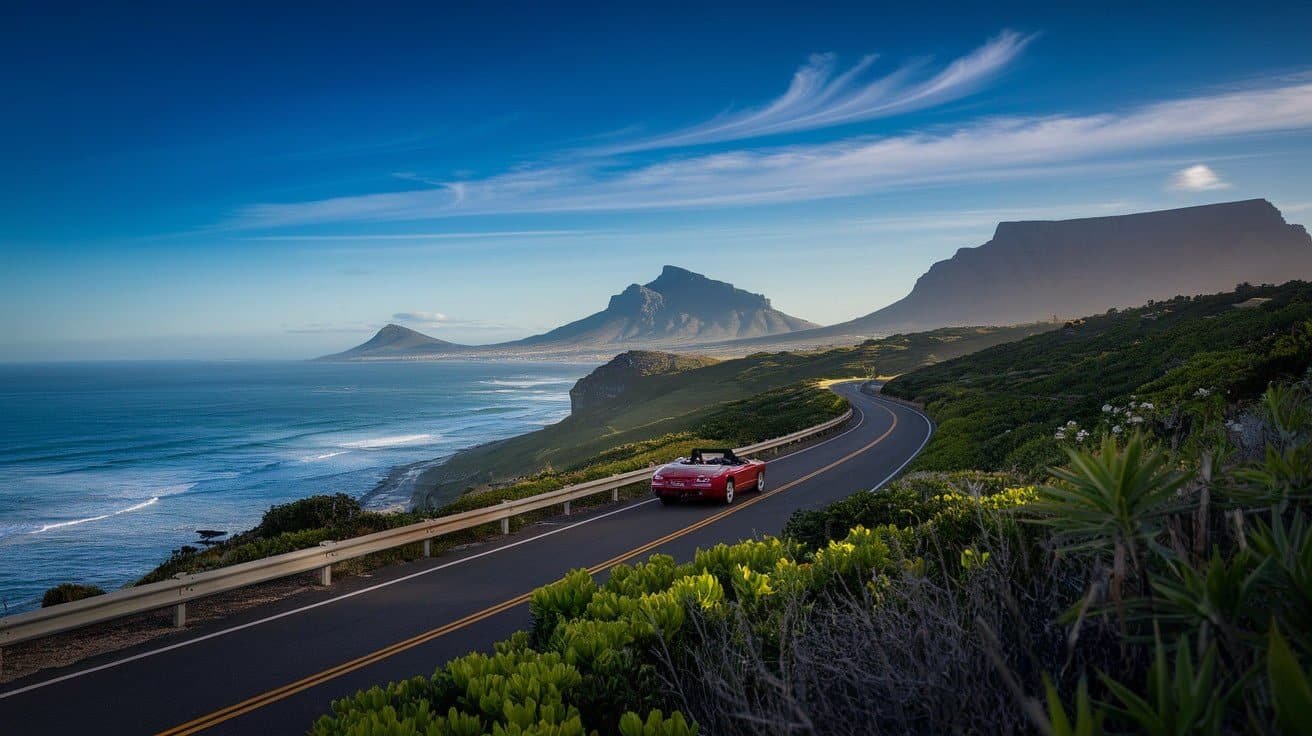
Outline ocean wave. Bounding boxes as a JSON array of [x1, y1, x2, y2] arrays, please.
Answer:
[[340, 433, 438, 449], [479, 378, 574, 388], [32, 496, 161, 534], [301, 450, 348, 462]]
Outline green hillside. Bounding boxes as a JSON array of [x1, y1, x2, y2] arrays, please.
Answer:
[[884, 280, 1312, 473], [415, 322, 1048, 507]]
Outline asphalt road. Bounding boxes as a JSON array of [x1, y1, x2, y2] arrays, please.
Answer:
[[0, 382, 933, 735]]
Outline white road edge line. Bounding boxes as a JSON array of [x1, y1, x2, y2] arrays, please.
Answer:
[[864, 393, 935, 492], [2, 386, 874, 699]]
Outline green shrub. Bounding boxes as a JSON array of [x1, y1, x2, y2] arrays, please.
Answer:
[[41, 582, 105, 607], [255, 493, 362, 536]]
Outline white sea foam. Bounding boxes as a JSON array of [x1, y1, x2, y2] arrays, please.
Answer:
[[480, 378, 574, 388], [302, 450, 348, 462], [32, 496, 161, 534], [340, 433, 437, 449]]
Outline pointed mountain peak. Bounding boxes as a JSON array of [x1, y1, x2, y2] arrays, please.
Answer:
[[649, 264, 702, 282], [377, 323, 420, 337], [317, 322, 462, 360]]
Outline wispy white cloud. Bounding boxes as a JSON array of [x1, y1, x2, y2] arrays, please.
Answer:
[[1170, 163, 1231, 191], [230, 77, 1312, 229], [390, 311, 522, 332], [392, 311, 448, 326], [246, 229, 583, 241], [602, 30, 1034, 153]]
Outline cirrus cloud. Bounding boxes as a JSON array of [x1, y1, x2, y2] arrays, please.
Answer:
[[601, 29, 1035, 153], [229, 77, 1312, 230]]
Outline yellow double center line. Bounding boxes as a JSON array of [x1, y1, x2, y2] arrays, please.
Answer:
[[157, 400, 898, 735]]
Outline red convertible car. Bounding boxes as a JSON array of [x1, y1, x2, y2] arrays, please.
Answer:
[[651, 448, 765, 505]]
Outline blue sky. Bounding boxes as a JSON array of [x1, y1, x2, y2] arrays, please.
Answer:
[[4, 1, 1312, 360]]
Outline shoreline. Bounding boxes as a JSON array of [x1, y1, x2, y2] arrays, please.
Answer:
[[365, 433, 519, 512]]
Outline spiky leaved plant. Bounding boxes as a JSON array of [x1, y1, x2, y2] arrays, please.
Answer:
[[1032, 432, 1192, 618]]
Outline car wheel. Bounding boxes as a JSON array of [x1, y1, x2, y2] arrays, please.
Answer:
[[659, 495, 678, 506], [756, 470, 765, 492], [723, 479, 735, 505]]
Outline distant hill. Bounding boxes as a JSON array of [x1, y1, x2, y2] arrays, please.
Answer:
[[569, 350, 719, 414], [316, 323, 464, 361], [800, 199, 1312, 340], [319, 266, 817, 360]]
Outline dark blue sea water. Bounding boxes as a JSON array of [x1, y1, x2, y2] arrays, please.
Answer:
[[0, 360, 591, 614]]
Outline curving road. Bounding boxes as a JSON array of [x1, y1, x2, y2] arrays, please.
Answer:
[[0, 383, 932, 735]]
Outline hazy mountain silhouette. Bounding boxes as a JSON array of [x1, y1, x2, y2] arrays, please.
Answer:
[[319, 266, 816, 360], [316, 323, 463, 360], [750, 199, 1312, 346]]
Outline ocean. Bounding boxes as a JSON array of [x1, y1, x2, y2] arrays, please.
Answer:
[[0, 360, 592, 614]]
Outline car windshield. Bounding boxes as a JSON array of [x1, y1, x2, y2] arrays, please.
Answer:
[[683, 451, 737, 465]]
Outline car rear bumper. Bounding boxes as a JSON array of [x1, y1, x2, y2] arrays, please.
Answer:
[[652, 483, 719, 499]]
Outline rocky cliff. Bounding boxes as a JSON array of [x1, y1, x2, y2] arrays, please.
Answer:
[[808, 199, 1312, 338], [568, 350, 718, 414]]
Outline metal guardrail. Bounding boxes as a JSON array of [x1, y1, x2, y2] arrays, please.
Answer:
[[0, 407, 853, 647]]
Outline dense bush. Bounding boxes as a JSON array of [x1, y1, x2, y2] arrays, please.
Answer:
[[254, 493, 362, 536], [885, 281, 1312, 474], [40, 582, 105, 607], [312, 472, 1040, 734]]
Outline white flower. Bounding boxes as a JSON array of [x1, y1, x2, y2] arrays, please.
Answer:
[[1141, 402, 1154, 410], [1076, 429, 1090, 441], [1102, 404, 1113, 413], [1112, 425, 1124, 434], [1054, 431, 1066, 440], [1194, 387, 1211, 398], [1066, 420, 1078, 428], [1129, 415, 1145, 424]]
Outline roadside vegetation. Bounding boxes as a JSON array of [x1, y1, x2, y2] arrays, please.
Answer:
[[884, 281, 1312, 475], [309, 282, 1312, 734], [310, 370, 1312, 735]]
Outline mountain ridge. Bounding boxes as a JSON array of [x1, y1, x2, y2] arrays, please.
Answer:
[[320, 199, 1312, 361], [719, 198, 1312, 349], [318, 266, 817, 360]]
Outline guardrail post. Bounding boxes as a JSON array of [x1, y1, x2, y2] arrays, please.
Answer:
[[612, 487, 619, 502], [172, 602, 186, 629], [423, 538, 432, 558], [501, 500, 511, 535], [563, 500, 571, 515], [318, 540, 334, 586]]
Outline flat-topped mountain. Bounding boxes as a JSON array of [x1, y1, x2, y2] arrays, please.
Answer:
[[786, 199, 1312, 341], [318, 266, 816, 360]]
